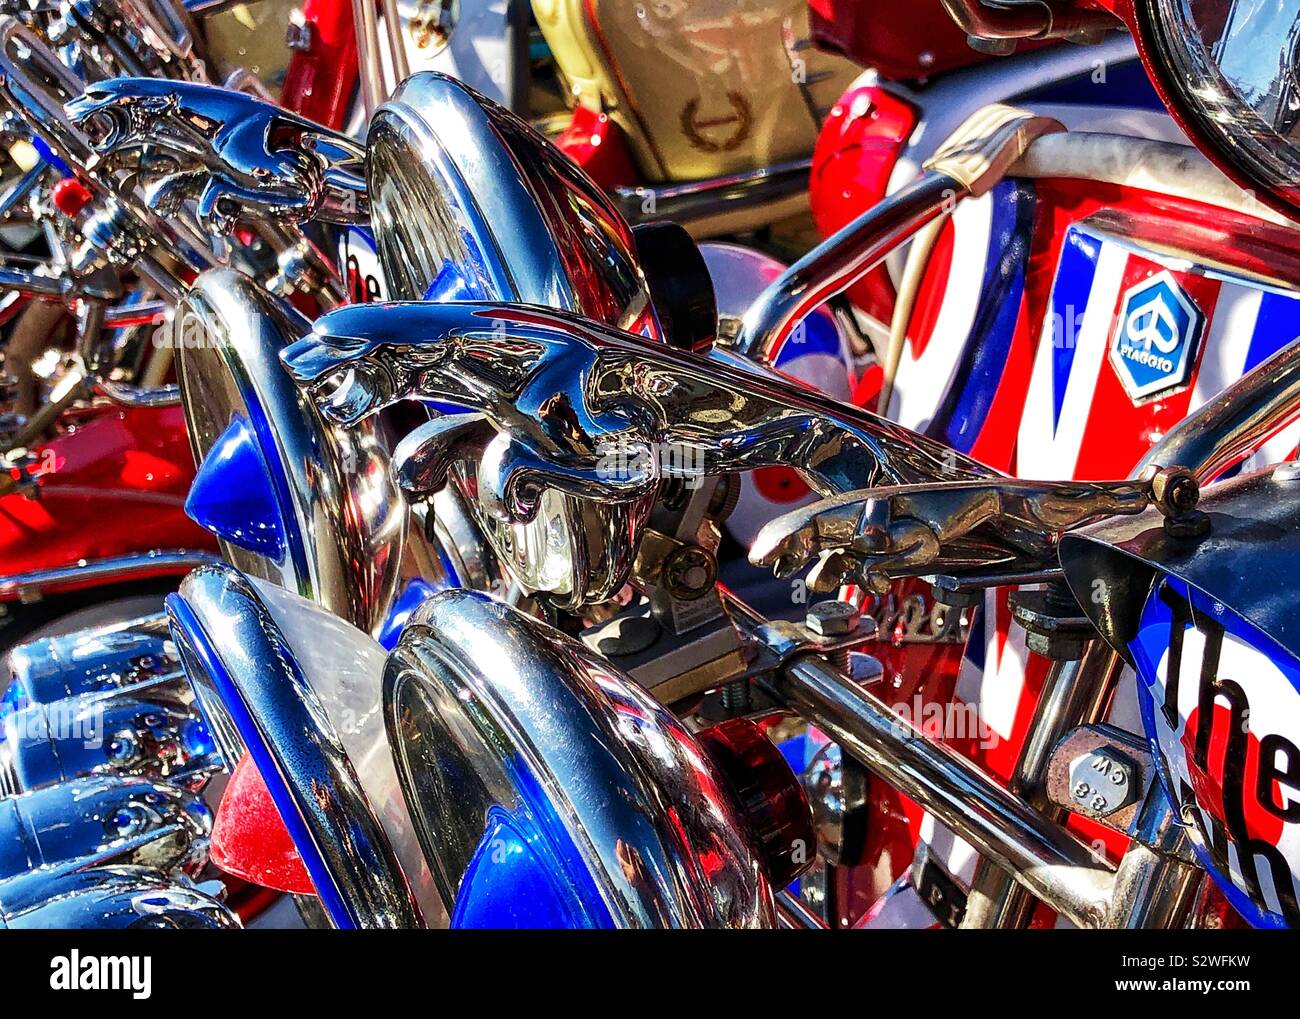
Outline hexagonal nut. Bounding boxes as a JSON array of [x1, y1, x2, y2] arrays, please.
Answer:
[[806, 600, 861, 637], [1067, 746, 1137, 818]]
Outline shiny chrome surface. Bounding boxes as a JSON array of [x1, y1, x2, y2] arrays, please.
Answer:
[[0, 678, 218, 795], [731, 172, 961, 364], [961, 643, 1123, 929], [4, 611, 175, 702], [768, 652, 1116, 928], [176, 269, 407, 635], [0, 865, 239, 928], [0, 775, 210, 879], [0, 17, 212, 293], [0, 550, 218, 599], [368, 72, 656, 330], [613, 158, 813, 237], [732, 104, 1063, 364], [61, 0, 210, 83], [385, 588, 776, 927], [167, 564, 424, 929], [284, 301, 993, 607], [1139, 0, 1300, 217], [363, 70, 665, 604], [67, 76, 367, 232], [1135, 336, 1300, 484], [751, 477, 1158, 595], [938, 0, 1115, 42]]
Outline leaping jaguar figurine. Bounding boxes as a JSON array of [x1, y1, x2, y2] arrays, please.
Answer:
[[749, 478, 1162, 594], [66, 77, 367, 233], [280, 301, 996, 525]]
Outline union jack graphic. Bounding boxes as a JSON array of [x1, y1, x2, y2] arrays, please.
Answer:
[[874, 179, 1300, 906]]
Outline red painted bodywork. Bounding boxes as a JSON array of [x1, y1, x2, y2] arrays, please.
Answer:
[[281, 0, 361, 131], [553, 104, 639, 191], [0, 404, 213, 597], [808, 0, 1055, 79], [810, 84, 919, 323], [211, 753, 315, 895]]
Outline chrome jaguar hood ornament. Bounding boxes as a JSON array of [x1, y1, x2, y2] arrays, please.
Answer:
[[67, 76, 367, 232], [280, 300, 997, 607], [284, 301, 994, 513]]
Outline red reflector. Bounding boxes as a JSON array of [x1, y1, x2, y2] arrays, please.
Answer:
[[697, 717, 815, 888], [51, 178, 93, 218], [211, 752, 316, 896]]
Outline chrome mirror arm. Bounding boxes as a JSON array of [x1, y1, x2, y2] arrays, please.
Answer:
[[282, 301, 997, 524], [730, 105, 1064, 366]]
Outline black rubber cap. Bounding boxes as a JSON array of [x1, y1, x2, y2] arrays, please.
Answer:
[[632, 221, 717, 354]]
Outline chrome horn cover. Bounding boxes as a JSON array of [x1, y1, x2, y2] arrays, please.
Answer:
[[365, 72, 663, 607], [384, 589, 776, 928], [176, 269, 407, 635]]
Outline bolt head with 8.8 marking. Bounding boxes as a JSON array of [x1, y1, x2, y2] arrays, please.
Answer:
[[1067, 746, 1136, 818]]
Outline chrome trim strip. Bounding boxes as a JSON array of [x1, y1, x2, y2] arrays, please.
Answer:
[[731, 172, 962, 364], [614, 159, 812, 227], [0, 551, 220, 598]]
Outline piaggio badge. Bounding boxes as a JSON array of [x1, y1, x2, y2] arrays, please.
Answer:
[[1109, 270, 1205, 403]]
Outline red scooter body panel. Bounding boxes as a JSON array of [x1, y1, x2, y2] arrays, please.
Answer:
[[810, 84, 918, 323], [281, 0, 360, 131], [808, 0, 1055, 79], [0, 405, 213, 597]]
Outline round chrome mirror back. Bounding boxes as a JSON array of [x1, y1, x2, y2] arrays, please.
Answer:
[[176, 269, 408, 635], [384, 588, 777, 928]]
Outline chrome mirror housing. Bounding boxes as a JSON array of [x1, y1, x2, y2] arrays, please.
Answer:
[[384, 589, 793, 928], [366, 71, 658, 330], [175, 269, 409, 636]]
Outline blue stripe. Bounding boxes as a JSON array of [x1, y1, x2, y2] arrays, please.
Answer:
[[1015, 58, 1166, 113], [1047, 227, 1102, 434], [1243, 289, 1300, 372], [930, 180, 1037, 452], [774, 309, 843, 366]]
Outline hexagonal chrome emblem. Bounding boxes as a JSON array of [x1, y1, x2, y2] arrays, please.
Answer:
[[1108, 270, 1205, 403]]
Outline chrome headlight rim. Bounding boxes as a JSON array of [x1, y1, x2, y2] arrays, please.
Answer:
[[177, 269, 408, 636], [1134, 0, 1300, 221], [166, 564, 424, 929]]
